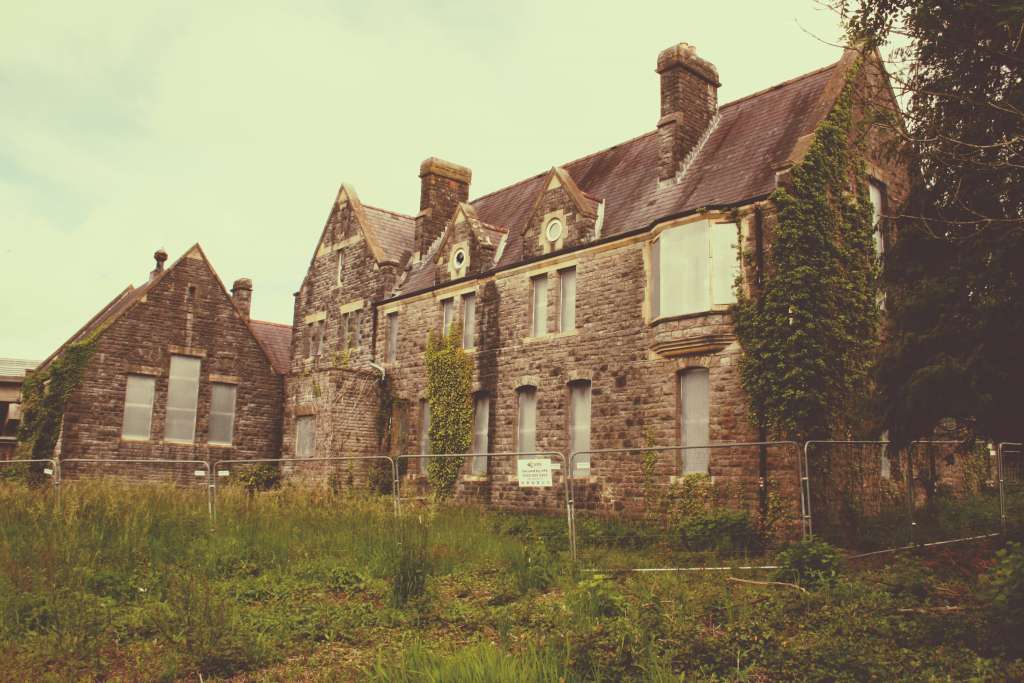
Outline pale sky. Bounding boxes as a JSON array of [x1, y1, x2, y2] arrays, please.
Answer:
[[1, 0, 850, 360]]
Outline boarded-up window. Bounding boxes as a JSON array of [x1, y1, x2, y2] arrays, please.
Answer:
[[531, 275, 548, 337], [679, 369, 710, 474], [711, 223, 739, 305], [462, 293, 476, 349], [121, 374, 155, 440], [166, 355, 201, 442], [471, 393, 489, 475], [386, 312, 399, 363], [569, 380, 591, 476], [559, 267, 576, 332], [296, 416, 315, 457], [209, 383, 237, 445], [517, 386, 537, 453], [651, 220, 739, 317], [441, 298, 455, 335]]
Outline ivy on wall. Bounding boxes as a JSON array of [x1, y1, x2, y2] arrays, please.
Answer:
[[425, 323, 473, 499], [734, 65, 880, 442], [17, 335, 98, 460]]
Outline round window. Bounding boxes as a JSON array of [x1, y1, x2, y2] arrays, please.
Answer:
[[545, 218, 564, 243], [452, 248, 467, 270]]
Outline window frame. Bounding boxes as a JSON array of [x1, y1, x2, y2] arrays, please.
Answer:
[[471, 393, 490, 476], [558, 267, 576, 332], [516, 386, 537, 454], [295, 415, 315, 458], [121, 374, 156, 441], [461, 292, 476, 349], [165, 355, 201, 443], [678, 368, 710, 474], [385, 311, 399, 363], [568, 380, 592, 476], [441, 298, 455, 336], [530, 274, 548, 337], [208, 382, 237, 446]]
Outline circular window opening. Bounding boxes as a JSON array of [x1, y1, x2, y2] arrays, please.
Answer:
[[452, 248, 467, 270], [545, 218, 564, 243]]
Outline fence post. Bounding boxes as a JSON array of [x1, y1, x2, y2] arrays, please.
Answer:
[[996, 443, 1008, 535], [800, 442, 813, 538], [906, 444, 916, 546]]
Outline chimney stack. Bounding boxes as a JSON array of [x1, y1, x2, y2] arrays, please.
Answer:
[[232, 278, 253, 320], [656, 43, 720, 183], [415, 157, 471, 256], [151, 249, 168, 280]]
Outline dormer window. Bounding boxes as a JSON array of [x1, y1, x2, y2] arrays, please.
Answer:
[[545, 218, 564, 243]]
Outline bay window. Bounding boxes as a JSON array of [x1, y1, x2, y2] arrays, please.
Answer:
[[650, 220, 739, 319]]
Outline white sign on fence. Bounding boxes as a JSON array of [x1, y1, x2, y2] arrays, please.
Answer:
[[516, 456, 553, 487]]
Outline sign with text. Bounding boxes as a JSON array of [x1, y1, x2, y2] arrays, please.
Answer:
[[517, 456, 553, 488]]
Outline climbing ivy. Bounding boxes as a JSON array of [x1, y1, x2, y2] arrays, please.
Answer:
[[17, 334, 98, 460], [734, 65, 880, 442], [424, 323, 473, 499]]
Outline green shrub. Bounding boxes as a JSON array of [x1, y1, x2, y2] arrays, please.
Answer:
[[565, 575, 626, 621], [774, 536, 841, 588], [505, 540, 558, 595], [680, 509, 762, 553], [980, 542, 1024, 655], [146, 572, 269, 676], [237, 463, 282, 493]]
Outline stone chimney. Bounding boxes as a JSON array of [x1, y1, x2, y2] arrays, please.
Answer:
[[656, 43, 720, 184], [231, 278, 253, 320], [416, 157, 471, 256], [151, 249, 168, 280]]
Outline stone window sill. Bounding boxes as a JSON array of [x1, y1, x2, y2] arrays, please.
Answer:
[[209, 442, 233, 448], [163, 439, 195, 446], [523, 329, 579, 344], [650, 306, 731, 327], [120, 437, 151, 443], [461, 474, 488, 482]]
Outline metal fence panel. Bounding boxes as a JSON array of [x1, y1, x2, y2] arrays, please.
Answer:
[[212, 455, 399, 521], [998, 442, 1022, 535], [568, 442, 800, 571], [804, 441, 1002, 556], [59, 458, 212, 516], [395, 451, 575, 559]]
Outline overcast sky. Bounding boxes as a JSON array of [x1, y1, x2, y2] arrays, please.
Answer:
[[1, 0, 851, 360]]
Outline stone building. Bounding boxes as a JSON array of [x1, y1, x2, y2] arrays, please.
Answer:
[[0, 358, 39, 460], [286, 43, 907, 512], [29, 245, 289, 473]]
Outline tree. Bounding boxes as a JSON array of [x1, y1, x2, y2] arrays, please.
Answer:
[[734, 71, 880, 442], [835, 0, 1024, 444]]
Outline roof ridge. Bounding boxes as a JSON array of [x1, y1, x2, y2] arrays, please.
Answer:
[[719, 60, 840, 110], [469, 128, 658, 206], [363, 203, 417, 221]]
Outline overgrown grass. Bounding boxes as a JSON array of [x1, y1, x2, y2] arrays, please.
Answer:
[[0, 479, 1021, 681]]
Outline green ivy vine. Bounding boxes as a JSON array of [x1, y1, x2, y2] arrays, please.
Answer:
[[734, 62, 880, 442], [424, 323, 473, 499], [17, 334, 98, 460]]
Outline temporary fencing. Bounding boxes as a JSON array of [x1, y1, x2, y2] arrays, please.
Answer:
[[211, 455, 399, 520], [395, 451, 576, 559], [803, 440, 1005, 557], [59, 458, 213, 516], [568, 442, 800, 571]]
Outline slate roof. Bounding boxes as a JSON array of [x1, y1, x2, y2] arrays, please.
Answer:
[[0, 358, 40, 380], [249, 320, 292, 375], [396, 60, 841, 296], [38, 245, 292, 378], [363, 205, 416, 264]]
